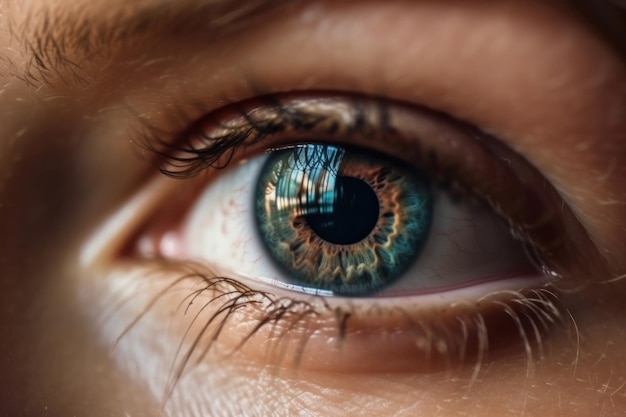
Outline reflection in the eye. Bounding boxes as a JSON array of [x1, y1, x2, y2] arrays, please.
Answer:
[[254, 143, 435, 297]]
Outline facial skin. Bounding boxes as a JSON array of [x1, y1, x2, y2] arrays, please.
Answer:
[[1, 0, 626, 416]]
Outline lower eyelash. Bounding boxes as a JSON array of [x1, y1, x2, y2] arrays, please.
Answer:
[[110, 260, 577, 410]]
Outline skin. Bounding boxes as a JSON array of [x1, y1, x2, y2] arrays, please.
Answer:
[[1, 0, 626, 416]]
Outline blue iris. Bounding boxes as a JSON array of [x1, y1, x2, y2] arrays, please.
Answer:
[[255, 144, 433, 297]]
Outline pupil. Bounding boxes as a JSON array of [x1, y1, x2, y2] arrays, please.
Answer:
[[306, 176, 379, 245]]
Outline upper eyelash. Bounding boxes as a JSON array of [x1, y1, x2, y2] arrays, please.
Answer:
[[138, 93, 401, 179]]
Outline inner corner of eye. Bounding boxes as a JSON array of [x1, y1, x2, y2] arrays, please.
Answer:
[[128, 136, 549, 305]]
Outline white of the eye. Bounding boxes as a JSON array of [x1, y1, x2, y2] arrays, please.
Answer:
[[183, 154, 538, 297]]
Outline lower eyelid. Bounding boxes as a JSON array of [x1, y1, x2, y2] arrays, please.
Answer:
[[233, 275, 565, 374], [89, 260, 571, 376]]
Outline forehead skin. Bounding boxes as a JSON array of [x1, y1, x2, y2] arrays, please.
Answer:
[[0, 1, 625, 417]]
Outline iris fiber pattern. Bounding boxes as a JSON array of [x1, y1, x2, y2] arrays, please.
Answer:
[[255, 144, 433, 296]]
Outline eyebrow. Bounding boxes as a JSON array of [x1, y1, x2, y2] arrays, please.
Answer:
[[10, 0, 626, 90], [12, 0, 297, 89]]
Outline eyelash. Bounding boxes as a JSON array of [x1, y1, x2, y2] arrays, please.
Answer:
[[120, 91, 590, 407], [115, 260, 573, 411], [144, 93, 398, 179]]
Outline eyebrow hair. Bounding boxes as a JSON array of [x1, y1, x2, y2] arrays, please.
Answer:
[[8, 0, 626, 90], [11, 0, 297, 89]]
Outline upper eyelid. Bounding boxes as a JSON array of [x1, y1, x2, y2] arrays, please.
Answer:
[[38, 0, 624, 273]]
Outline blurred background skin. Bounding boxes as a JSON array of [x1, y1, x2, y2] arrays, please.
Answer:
[[0, 0, 626, 416]]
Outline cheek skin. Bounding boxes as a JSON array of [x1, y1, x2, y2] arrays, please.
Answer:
[[0, 129, 161, 415]]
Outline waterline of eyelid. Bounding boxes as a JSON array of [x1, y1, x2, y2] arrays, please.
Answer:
[[231, 270, 546, 301]]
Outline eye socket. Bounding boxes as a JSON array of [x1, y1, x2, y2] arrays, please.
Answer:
[[106, 92, 597, 373], [68, 1, 626, 404]]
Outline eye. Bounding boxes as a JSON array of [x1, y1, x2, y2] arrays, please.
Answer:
[[136, 93, 570, 300], [97, 92, 596, 375], [176, 143, 535, 298], [66, 1, 626, 413]]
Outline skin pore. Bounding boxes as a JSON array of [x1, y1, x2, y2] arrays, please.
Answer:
[[1, 0, 626, 416]]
